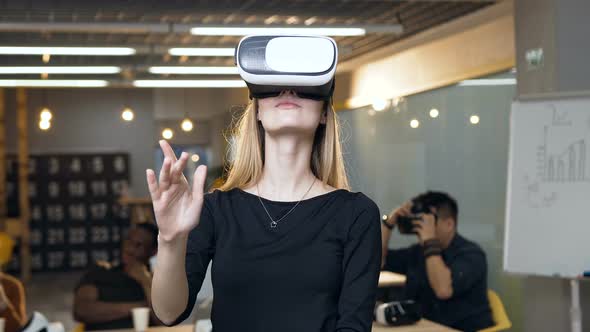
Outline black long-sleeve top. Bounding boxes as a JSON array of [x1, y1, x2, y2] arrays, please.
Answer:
[[167, 187, 381, 332]]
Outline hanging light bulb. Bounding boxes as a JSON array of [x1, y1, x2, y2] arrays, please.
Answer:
[[162, 128, 174, 140], [181, 117, 194, 132], [39, 119, 51, 130], [191, 154, 200, 162], [40, 107, 52, 121], [372, 99, 388, 112], [42, 54, 51, 63], [121, 107, 134, 121]]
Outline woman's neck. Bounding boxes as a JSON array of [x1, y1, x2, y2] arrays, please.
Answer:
[[257, 134, 317, 201]]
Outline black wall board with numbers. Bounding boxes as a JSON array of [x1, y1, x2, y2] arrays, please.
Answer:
[[5, 153, 131, 272]]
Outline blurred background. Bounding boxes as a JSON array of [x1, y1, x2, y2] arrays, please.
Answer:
[[0, 1, 588, 332]]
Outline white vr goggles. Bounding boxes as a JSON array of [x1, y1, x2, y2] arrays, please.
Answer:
[[235, 35, 338, 101]]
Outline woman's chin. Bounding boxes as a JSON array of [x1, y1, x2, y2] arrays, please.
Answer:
[[264, 123, 318, 136]]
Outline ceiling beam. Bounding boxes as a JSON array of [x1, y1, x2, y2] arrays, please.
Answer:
[[0, 22, 403, 35]]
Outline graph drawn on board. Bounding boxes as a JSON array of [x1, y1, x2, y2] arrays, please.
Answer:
[[525, 105, 590, 208]]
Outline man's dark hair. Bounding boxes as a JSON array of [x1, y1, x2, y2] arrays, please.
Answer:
[[135, 222, 159, 249], [413, 191, 459, 225]]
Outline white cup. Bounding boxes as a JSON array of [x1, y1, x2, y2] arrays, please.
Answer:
[[131, 307, 150, 332], [0, 317, 5, 332]]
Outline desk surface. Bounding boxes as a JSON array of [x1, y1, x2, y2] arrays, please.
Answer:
[[99, 319, 458, 332], [372, 319, 459, 331], [378, 271, 407, 287]]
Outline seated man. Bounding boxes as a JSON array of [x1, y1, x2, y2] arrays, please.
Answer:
[[73, 223, 160, 330], [381, 191, 493, 332]]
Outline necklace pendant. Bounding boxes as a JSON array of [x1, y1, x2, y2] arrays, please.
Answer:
[[270, 221, 278, 228]]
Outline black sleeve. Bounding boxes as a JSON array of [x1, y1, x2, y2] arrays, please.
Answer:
[[449, 249, 487, 297], [74, 263, 107, 291], [335, 197, 382, 332], [168, 194, 216, 325], [384, 247, 414, 274]]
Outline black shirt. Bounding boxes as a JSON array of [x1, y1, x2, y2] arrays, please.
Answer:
[[384, 234, 493, 332], [76, 263, 147, 330], [168, 188, 382, 332]]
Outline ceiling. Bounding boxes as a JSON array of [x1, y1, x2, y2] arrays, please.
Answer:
[[0, 0, 496, 84]]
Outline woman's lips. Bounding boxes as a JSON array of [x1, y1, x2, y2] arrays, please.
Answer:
[[275, 102, 301, 109]]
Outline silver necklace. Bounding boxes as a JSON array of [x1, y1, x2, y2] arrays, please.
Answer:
[[256, 177, 317, 229]]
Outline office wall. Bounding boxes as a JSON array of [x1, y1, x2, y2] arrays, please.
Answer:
[[338, 71, 525, 331]]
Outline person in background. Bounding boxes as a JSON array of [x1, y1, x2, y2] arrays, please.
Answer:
[[381, 191, 493, 332], [73, 223, 160, 330], [0, 272, 26, 332]]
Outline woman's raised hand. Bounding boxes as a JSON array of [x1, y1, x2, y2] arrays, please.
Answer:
[[146, 140, 207, 242]]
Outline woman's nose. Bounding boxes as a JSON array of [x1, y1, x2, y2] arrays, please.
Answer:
[[280, 90, 296, 97]]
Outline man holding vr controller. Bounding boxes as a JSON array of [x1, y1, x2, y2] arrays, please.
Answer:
[[380, 191, 493, 331]]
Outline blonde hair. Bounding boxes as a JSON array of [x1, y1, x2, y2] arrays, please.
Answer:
[[217, 99, 350, 192]]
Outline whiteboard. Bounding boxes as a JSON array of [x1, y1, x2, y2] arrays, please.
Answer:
[[504, 97, 590, 278]]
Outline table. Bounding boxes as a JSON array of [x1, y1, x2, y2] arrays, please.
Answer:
[[98, 326, 193, 332], [372, 319, 460, 332], [99, 319, 458, 332], [379, 271, 407, 287]]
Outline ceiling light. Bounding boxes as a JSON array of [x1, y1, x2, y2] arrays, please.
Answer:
[[168, 48, 235, 56], [470, 115, 480, 125], [181, 118, 194, 132], [458, 78, 516, 86], [39, 120, 51, 131], [121, 107, 134, 122], [148, 66, 239, 75], [162, 128, 174, 140], [190, 27, 366, 36], [372, 99, 388, 112], [0, 46, 136, 55], [133, 80, 246, 88], [410, 119, 420, 129], [0, 79, 108, 87], [40, 108, 52, 121], [304, 17, 318, 26], [191, 154, 200, 162], [429, 108, 439, 118], [42, 54, 50, 63], [0, 66, 121, 74]]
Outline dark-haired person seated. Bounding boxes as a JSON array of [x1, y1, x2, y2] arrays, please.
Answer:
[[73, 223, 160, 330], [380, 191, 493, 332]]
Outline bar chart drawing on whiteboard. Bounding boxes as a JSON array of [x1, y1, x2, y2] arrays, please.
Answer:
[[536, 108, 590, 184]]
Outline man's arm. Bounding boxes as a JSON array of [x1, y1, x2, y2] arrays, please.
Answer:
[[124, 261, 163, 325], [381, 202, 412, 269], [424, 255, 454, 300], [0, 276, 27, 332], [73, 285, 145, 323], [413, 214, 453, 300]]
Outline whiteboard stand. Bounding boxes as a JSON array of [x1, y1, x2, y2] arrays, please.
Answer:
[[570, 279, 582, 332]]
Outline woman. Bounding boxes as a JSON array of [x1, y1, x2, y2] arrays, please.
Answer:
[[149, 68, 381, 331]]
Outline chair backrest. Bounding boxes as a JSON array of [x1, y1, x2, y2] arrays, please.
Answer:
[[0, 232, 15, 267], [485, 289, 512, 331], [72, 322, 85, 332]]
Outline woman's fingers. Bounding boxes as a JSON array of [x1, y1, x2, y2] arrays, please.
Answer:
[[159, 158, 172, 190], [170, 152, 189, 184], [146, 169, 160, 200], [192, 165, 207, 202], [159, 140, 178, 162]]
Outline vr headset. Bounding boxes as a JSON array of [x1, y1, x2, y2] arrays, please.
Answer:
[[235, 35, 337, 101], [374, 300, 422, 326]]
